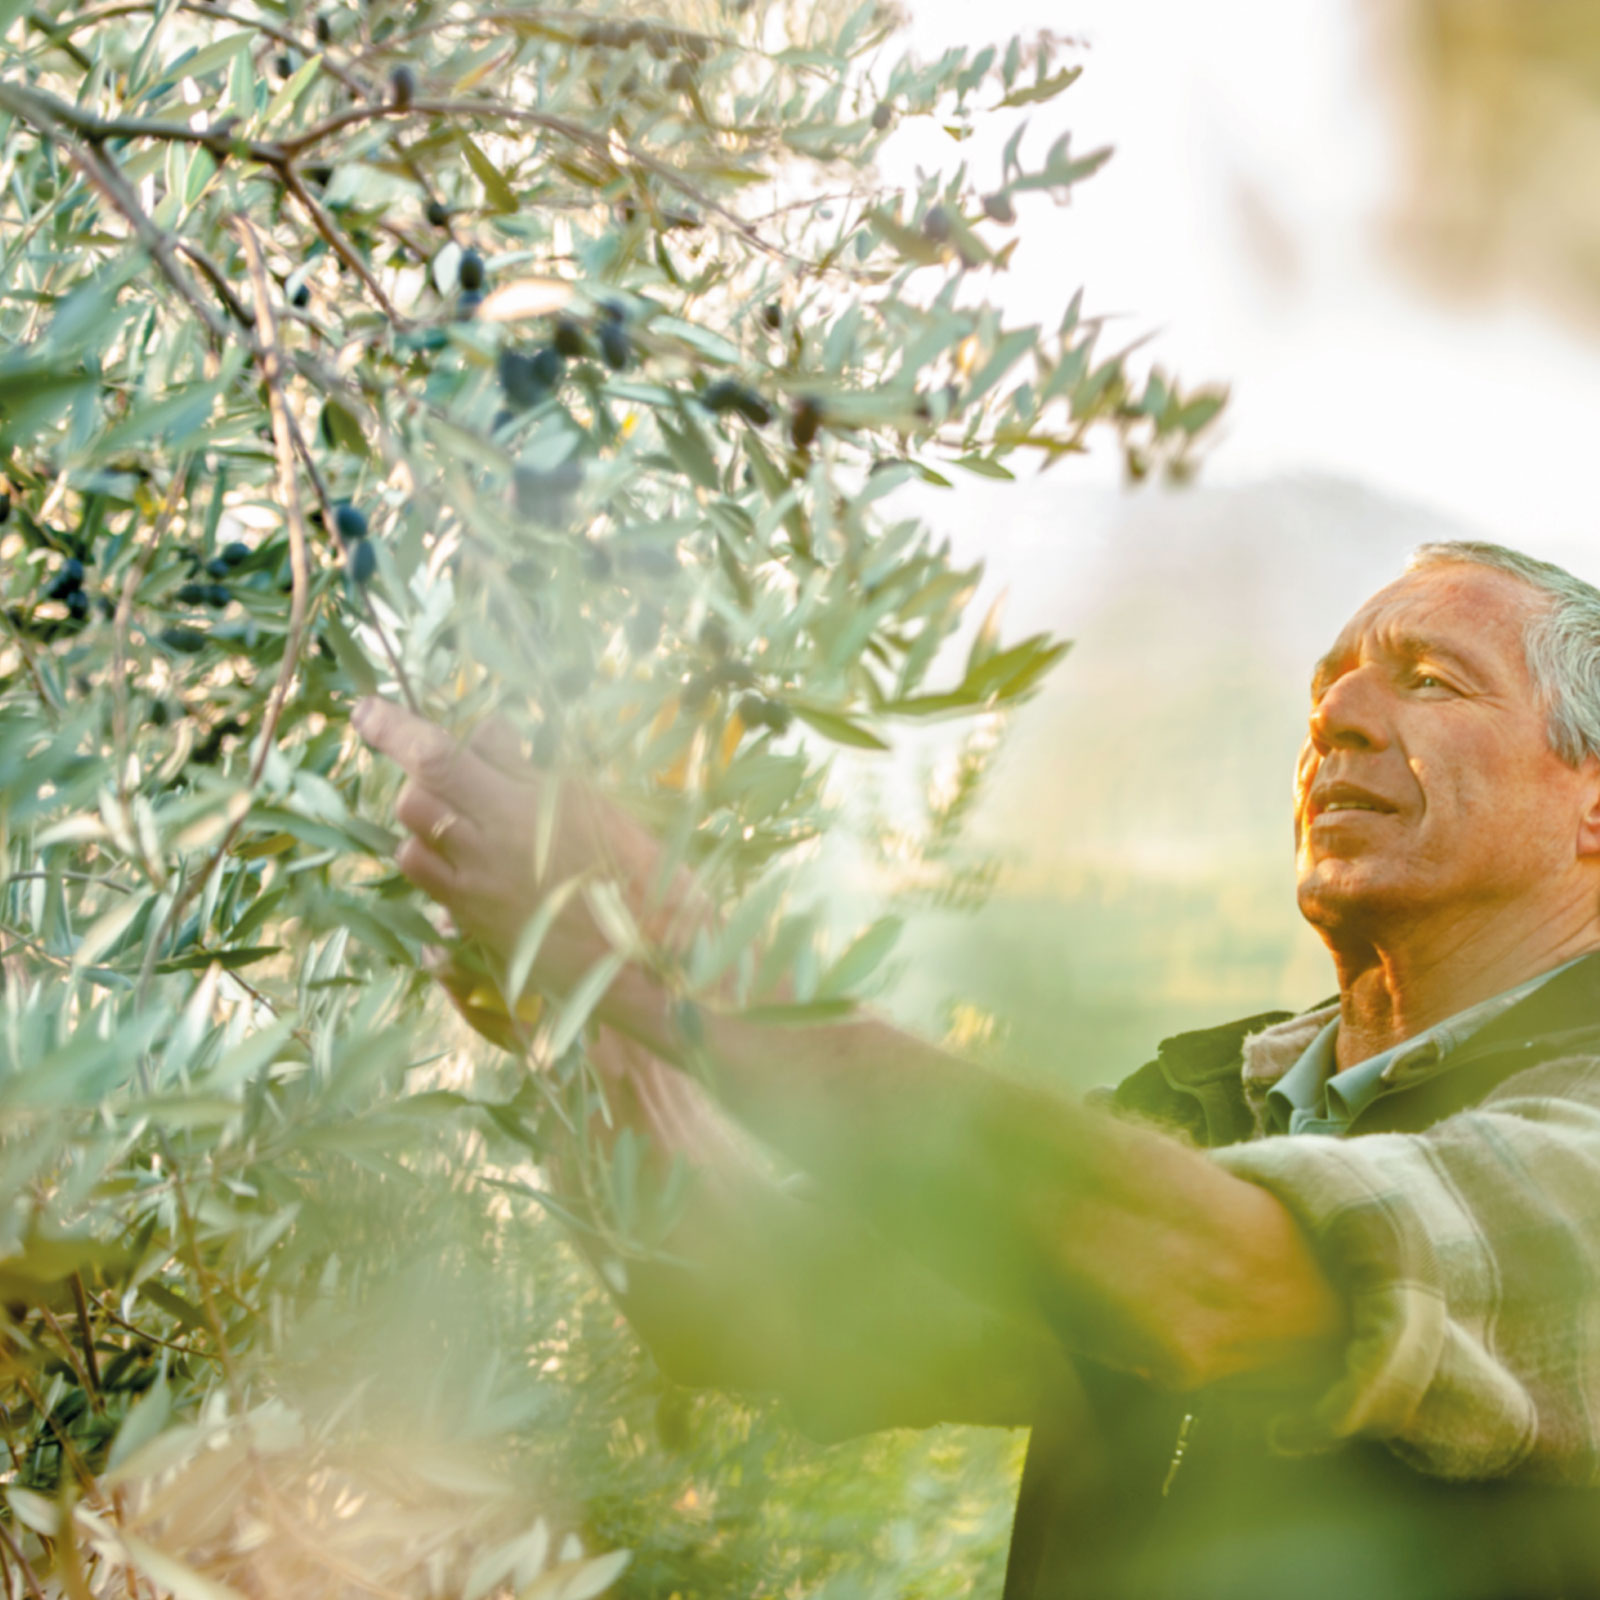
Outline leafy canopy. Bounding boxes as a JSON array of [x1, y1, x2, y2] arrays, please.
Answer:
[[0, 0, 1223, 1594]]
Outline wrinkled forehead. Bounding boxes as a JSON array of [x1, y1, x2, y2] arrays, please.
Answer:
[[1314, 564, 1547, 690]]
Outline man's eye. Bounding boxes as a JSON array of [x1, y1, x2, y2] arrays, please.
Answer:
[[1413, 672, 1448, 691]]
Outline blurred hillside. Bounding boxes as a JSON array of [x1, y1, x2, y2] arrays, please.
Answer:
[[886, 474, 1479, 1091]]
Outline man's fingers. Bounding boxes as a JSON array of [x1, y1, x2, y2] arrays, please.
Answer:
[[468, 716, 531, 779], [354, 696, 499, 810], [395, 779, 483, 859], [395, 833, 463, 902]]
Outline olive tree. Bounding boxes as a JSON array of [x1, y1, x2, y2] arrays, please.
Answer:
[[0, 0, 1223, 1593]]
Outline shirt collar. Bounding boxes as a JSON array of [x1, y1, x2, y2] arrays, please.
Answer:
[[1262, 954, 1593, 1136]]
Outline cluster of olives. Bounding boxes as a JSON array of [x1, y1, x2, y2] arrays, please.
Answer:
[[494, 305, 632, 419], [700, 379, 772, 428], [160, 539, 253, 653], [44, 555, 90, 623], [332, 501, 377, 587]]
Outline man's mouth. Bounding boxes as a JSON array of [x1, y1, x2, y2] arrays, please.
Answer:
[[1308, 783, 1399, 823]]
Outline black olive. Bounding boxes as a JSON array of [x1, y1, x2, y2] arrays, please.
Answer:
[[498, 349, 549, 411], [47, 558, 84, 598], [291, 281, 310, 308], [65, 588, 89, 622], [982, 191, 1016, 225], [762, 302, 782, 330], [348, 538, 377, 586], [701, 379, 744, 414], [871, 102, 892, 131], [666, 60, 695, 92], [552, 317, 587, 358], [425, 199, 450, 227], [314, 12, 332, 44], [304, 162, 333, 188], [702, 380, 771, 427], [791, 396, 821, 449], [333, 503, 369, 545], [922, 204, 951, 243], [598, 323, 630, 370], [160, 625, 208, 654], [203, 584, 231, 608], [0, 492, 11, 524], [205, 556, 231, 579], [390, 64, 416, 110], [176, 581, 208, 606], [274, 52, 293, 78], [737, 693, 792, 733], [221, 541, 251, 566], [530, 346, 564, 387], [735, 391, 771, 427], [598, 298, 626, 323], [457, 249, 485, 291]]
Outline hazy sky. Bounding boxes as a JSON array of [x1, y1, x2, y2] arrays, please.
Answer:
[[893, 0, 1600, 568]]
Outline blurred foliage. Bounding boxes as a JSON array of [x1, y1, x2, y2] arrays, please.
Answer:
[[1383, 0, 1600, 321], [0, 0, 1224, 1592]]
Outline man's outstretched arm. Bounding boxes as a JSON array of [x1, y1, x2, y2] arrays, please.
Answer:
[[356, 697, 1344, 1393], [575, 1027, 1082, 1436]]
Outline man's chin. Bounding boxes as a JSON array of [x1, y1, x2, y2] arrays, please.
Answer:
[[1296, 863, 1406, 934]]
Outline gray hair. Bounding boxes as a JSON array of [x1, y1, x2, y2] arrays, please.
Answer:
[[1408, 540, 1600, 767]]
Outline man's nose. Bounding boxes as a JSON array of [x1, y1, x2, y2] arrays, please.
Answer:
[[1308, 668, 1391, 755]]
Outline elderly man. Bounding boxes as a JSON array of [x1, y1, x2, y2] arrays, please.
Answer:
[[357, 540, 1600, 1598]]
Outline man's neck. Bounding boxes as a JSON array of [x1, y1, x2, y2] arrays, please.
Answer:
[[1328, 900, 1600, 1071]]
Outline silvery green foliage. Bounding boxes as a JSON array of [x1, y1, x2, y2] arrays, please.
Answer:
[[0, 0, 1223, 1592]]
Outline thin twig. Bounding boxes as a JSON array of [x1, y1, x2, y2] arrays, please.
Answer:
[[67, 1275, 101, 1397], [280, 163, 405, 325], [37, 0, 370, 94], [0, 1516, 48, 1600], [87, 1291, 222, 1364], [233, 217, 313, 793], [62, 136, 233, 343], [0, 609, 62, 721], [35, 1303, 101, 1415], [173, 238, 253, 329], [111, 465, 187, 817]]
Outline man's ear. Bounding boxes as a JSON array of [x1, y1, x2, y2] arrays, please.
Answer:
[[1576, 756, 1600, 860]]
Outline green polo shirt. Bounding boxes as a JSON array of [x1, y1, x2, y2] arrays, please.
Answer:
[[1267, 955, 1590, 1137]]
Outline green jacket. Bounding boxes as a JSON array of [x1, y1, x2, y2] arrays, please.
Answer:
[[1005, 950, 1600, 1600]]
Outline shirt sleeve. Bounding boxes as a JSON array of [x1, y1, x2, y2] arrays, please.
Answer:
[[1210, 1054, 1600, 1483]]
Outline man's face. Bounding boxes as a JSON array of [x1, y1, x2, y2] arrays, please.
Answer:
[[1295, 563, 1600, 939]]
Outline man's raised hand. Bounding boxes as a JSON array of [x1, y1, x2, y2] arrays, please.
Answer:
[[353, 696, 665, 992]]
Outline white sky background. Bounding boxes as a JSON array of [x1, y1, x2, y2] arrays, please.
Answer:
[[887, 0, 1600, 561]]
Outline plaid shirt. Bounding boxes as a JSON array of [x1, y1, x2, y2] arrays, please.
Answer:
[[1211, 961, 1600, 1484]]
